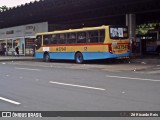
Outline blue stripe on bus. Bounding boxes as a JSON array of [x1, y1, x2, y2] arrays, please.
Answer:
[[35, 52, 44, 59], [35, 52, 130, 60], [83, 52, 130, 60]]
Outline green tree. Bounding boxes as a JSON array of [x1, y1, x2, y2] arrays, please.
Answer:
[[136, 23, 159, 35], [0, 5, 8, 12]]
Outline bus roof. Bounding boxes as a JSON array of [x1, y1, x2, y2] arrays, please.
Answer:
[[36, 25, 109, 36]]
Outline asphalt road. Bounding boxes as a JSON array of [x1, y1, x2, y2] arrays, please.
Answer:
[[0, 61, 160, 120]]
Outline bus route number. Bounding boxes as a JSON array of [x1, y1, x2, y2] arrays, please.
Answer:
[[56, 47, 66, 52]]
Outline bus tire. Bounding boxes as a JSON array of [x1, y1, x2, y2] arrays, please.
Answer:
[[75, 52, 84, 64], [43, 53, 50, 62]]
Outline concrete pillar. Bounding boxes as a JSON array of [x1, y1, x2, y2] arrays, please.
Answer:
[[126, 14, 136, 55], [126, 14, 129, 27], [129, 14, 136, 40]]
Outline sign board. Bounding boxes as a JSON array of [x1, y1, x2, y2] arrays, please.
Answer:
[[0, 22, 48, 39]]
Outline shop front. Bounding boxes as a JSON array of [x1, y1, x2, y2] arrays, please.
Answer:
[[0, 22, 48, 56]]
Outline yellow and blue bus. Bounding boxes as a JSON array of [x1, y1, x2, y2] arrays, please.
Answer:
[[35, 25, 130, 63]]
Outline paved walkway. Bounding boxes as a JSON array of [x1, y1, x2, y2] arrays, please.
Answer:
[[0, 56, 35, 61], [131, 58, 160, 64], [131, 55, 160, 64], [0, 55, 159, 64]]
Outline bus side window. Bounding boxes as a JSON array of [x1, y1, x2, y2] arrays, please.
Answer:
[[67, 33, 76, 44], [99, 30, 105, 43], [43, 35, 49, 45], [43, 35, 52, 45], [50, 34, 58, 44], [77, 32, 86, 43], [58, 34, 66, 44], [88, 31, 98, 43]]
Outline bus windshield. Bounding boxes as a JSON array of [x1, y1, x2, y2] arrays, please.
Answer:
[[109, 26, 128, 39]]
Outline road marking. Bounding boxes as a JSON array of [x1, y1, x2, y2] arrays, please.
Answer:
[[0, 97, 21, 105], [50, 81, 106, 91], [15, 67, 41, 71], [106, 75, 160, 82]]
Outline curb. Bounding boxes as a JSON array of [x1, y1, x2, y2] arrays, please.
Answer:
[[0, 57, 159, 64], [0, 57, 36, 62], [131, 58, 160, 64]]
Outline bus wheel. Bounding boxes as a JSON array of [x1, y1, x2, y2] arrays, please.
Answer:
[[75, 52, 84, 64], [44, 53, 50, 62]]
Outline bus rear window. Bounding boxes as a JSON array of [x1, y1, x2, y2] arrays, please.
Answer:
[[109, 26, 128, 39]]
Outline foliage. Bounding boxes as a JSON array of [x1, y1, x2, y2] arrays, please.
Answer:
[[136, 23, 160, 35], [0, 6, 8, 12]]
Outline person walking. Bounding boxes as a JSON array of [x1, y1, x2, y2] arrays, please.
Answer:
[[15, 46, 19, 56]]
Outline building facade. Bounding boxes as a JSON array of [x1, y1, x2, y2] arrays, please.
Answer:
[[0, 22, 48, 56]]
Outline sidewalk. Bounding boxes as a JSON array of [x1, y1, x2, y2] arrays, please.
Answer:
[[0, 56, 36, 62], [0, 56, 160, 64], [131, 58, 160, 64], [130, 55, 160, 64], [0, 55, 159, 64]]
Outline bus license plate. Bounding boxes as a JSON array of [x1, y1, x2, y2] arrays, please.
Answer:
[[116, 45, 128, 49]]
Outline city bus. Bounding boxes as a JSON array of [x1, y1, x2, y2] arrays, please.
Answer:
[[35, 25, 130, 63]]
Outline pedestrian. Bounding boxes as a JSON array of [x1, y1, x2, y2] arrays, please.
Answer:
[[0, 44, 2, 55], [15, 46, 19, 56]]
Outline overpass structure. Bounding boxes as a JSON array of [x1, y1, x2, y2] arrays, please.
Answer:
[[0, 0, 160, 56], [0, 0, 160, 28]]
